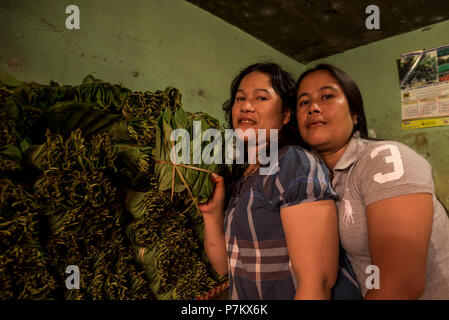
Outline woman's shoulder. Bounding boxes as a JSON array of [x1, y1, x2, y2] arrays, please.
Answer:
[[278, 144, 321, 163], [275, 144, 329, 177], [257, 145, 335, 204], [352, 138, 434, 200], [357, 138, 431, 168]]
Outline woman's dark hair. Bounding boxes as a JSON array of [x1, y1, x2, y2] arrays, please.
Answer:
[[222, 62, 303, 200], [295, 63, 369, 139]]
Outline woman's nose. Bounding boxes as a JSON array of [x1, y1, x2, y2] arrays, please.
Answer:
[[241, 100, 255, 112], [308, 102, 322, 115]]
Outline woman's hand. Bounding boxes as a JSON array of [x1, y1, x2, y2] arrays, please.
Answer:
[[198, 173, 226, 217]]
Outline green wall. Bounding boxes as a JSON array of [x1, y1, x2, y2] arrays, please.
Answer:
[[0, 0, 304, 125], [1, 0, 447, 209], [307, 19, 449, 210]]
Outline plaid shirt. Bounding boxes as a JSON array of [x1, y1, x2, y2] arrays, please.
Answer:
[[224, 145, 337, 300]]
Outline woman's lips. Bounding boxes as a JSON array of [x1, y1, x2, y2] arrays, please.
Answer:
[[239, 119, 256, 125], [308, 121, 325, 128]]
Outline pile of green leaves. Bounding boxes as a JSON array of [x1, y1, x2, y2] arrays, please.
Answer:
[[123, 93, 227, 300], [0, 70, 227, 300], [125, 176, 222, 300], [0, 89, 57, 298], [0, 178, 58, 299], [30, 129, 152, 299]]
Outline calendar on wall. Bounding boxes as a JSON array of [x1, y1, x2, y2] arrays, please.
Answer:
[[397, 44, 449, 130]]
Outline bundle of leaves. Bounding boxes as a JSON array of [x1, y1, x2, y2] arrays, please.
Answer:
[[73, 75, 131, 113], [0, 178, 57, 299], [111, 88, 182, 193], [0, 110, 22, 179], [155, 104, 226, 226], [0, 87, 14, 105], [1, 74, 131, 146], [121, 103, 228, 300], [115, 87, 230, 298], [0, 70, 228, 300], [0, 100, 57, 299], [2, 82, 74, 145], [125, 174, 224, 300], [30, 129, 153, 299]]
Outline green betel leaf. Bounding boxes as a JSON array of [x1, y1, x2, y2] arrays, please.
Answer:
[[74, 75, 130, 112], [0, 146, 23, 177], [0, 144, 21, 160], [154, 105, 224, 200], [115, 145, 153, 191], [44, 103, 121, 139], [124, 191, 147, 219]]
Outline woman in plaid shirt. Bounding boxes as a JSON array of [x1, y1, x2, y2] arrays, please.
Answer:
[[199, 63, 340, 299]]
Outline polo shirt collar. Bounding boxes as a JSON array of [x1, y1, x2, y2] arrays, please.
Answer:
[[333, 131, 364, 171]]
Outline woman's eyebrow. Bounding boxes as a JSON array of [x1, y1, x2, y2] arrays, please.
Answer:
[[297, 86, 338, 99], [237, 88, 270, 94], [319, 85, 338, 91], [297, 92, 308, 100]]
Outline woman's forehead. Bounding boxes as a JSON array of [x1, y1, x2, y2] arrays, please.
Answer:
[[238, 72, 275, 92], [298, 70, 341, 91]]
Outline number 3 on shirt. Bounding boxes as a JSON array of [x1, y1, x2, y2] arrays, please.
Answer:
[[370, 144, 404, 184]]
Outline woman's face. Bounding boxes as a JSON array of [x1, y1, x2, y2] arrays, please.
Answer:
[[296, 70, 357, 153], [232, 71, 290, 142]]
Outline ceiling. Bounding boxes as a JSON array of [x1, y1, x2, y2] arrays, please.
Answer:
[[186, 0, 449, 64]]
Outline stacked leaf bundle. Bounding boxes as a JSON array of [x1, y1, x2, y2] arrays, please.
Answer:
[[125, 105, 227, 300], [28, 129, 152, 299], [0, 71, 227, 299], [0, 99, 57, 298]]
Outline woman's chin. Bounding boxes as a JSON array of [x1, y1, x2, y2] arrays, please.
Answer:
[[234, 127, 257, 141], [302, 133, 329, 150]]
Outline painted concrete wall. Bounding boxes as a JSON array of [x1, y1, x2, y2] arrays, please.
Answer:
[[1, 0, 447, 209], [0, 0, 304, 125], [306, 19, 449, 210]]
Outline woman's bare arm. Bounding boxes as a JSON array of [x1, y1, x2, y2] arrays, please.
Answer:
[[364, 193, 433, 299], [280, 199, 339, 299], [199, 173, 228, 275]]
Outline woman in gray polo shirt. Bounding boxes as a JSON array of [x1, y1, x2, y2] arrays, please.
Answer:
[[295, 63, 449, 299]]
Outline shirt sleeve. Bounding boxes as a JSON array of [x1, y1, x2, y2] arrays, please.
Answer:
[[354, 141, 434, 205], [260, 146, 337, 209]]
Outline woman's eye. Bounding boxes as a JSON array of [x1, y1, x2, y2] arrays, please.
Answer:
[[298, 100, 309, 107], [236, 96, 245, 102], [258, 96, 268, 101], [323, 94, 333, 100]]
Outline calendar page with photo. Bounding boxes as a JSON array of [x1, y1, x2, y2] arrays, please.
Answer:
[[398, 44, 449, 129]]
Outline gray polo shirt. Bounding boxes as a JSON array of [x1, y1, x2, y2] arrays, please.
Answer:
[[332, 133, 449, 299]]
